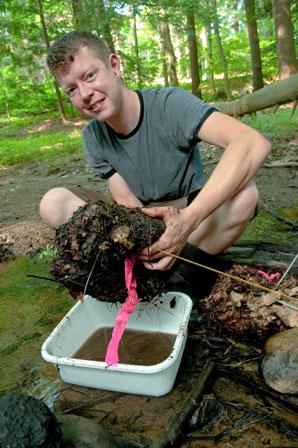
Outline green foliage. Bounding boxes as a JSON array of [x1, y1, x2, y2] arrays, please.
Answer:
[[0, 0, 72, 115], [1, 108, 295, 168], [37, 244, 58, 261], [240, 209, 297, 246], [242, 109, 298, 140], [0, 0, 297, 115], [0, 126, 82, 166]]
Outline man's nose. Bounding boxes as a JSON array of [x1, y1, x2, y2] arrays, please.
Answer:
[[79, 83, 93, 102]]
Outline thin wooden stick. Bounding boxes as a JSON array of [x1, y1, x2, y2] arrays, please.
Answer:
[[83, 252, 100, 296], [27, 274, 57, 283], [158, 249, 297, 302], [277, 252, 298, 285], [150, 361, 215, 448]]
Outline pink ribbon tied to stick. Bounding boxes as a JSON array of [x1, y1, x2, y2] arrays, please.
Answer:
[[256, 269, 281, 284], [105, 255, 139, 366]]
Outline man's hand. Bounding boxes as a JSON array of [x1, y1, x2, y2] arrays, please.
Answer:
[[138, 206, 193, 270]]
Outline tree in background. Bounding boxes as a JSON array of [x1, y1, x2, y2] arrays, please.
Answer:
[[36, 0, 66, 122], [186, 4, 202, 98], [71, 0, 88, 29], [272, 0, 298, 79], [71, 0, 116, 51], [203, 0, 217, 97], [244, 0, 264, 91], [233, 0, 240, 32], [95, 0, 116, 53], [211, 0, 231, 99], [131, 3, 143, 87], [1, 0, 297, 116], [158, 3, 179, 86], [0, 0, 72, 117]]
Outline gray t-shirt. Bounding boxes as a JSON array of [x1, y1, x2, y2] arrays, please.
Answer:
[[83, 87, 216, 203]]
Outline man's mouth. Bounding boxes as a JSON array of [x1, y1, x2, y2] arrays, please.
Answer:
[[89, 99, 104, 112]]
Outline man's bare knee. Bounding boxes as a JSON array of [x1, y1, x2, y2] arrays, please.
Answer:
[[188, 182, 259, 254], [39, 187, 85, 228], [232, 182, 259, 225]]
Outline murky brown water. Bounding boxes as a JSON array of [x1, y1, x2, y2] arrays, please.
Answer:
[[73, 327, 176, 366]]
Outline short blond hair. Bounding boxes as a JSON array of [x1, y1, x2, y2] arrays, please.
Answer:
[[47, 31, 110, 73]]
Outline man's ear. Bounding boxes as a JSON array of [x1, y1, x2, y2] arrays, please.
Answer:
[[109, 54, 121, 78]]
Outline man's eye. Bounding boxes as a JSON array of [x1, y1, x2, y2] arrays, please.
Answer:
[[87, 72, 95, 81], [66, 88, 76, 97]]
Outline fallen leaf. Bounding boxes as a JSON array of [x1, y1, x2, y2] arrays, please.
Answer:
[[260, 291, 281, 306], [230, 291, 244, 306]]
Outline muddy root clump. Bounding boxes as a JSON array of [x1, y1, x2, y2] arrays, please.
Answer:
[[51, 200, 171, 303], [200, 264, 298, 341]]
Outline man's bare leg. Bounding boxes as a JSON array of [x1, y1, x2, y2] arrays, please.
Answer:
[[188, 181, 258, 254], [39, 187, 86, 228]]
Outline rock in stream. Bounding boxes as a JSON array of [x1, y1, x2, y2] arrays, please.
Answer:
[[261, 327, 298, 394]]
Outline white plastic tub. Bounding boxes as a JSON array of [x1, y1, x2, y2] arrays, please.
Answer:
[[41, 292, 192, 396]]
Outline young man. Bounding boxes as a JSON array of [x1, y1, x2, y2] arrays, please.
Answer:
[[40, 31, 271, 272]]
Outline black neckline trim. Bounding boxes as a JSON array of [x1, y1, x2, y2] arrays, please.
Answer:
[[105, 90, 144, 140]]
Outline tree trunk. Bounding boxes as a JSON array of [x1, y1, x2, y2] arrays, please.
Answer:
[[132, 4, 142, 87], [36, 0, 66, 122], [161, 47, 169, 87], [96, 0, 116, 53], [211, 0, 231, 100], [216, 73, 298, 116], [0, 71, 11, 119], [158, 7, 179, 87], [233, 0, 239, 32], [272, 0, 298, 79], [204, 0, 216, 97], [186, 9, 202, 98], [244, 0, 264, 91], [206, 24, 216, 97], [71, 0, 87, 29]]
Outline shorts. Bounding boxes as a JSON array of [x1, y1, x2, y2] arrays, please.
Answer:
[[67, 186, 201, 210]]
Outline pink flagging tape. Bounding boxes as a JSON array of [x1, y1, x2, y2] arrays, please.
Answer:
[[256, 269, 281, 284], [105, 255, 139, 366]]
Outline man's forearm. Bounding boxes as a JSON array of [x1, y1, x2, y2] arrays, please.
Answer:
[[108, 172, 143, 208], [114, 194, 143, 208], [183, 134, 271, 232]]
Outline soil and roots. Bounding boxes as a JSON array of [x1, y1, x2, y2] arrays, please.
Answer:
[[200, 265, 298, 340], [51, 200, 171, 303]]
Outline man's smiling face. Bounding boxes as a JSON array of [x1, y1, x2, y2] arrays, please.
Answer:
[[56, 46, 123, 123]]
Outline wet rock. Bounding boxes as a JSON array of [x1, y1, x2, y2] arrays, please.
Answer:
[[0, 393, 62, 448], [57, 414, 120, 448], [261, 328, 298, 394]]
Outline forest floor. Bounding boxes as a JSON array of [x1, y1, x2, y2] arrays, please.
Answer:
[[0, 115, 298, 447]]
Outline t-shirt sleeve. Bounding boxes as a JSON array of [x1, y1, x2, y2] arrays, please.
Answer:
[[162, 88, 217, 147], [83, 123, 116, 180]]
